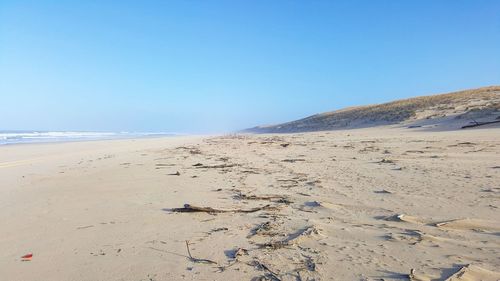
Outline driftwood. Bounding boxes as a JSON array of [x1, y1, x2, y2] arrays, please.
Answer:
[[185, 240, 217, 264], [169, 204, 276, 214], [461, 120, 500, 129], [282, 159, 306, 163], [250, 260, 282, 281], [234, 192, 292, 204], [194, 163, 239, 169], [240, 170, 260, 174]]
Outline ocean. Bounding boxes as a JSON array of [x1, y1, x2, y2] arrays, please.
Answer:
[[0, 131, 176, 145]]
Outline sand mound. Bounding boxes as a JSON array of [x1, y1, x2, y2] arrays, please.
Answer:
[[445, 264, 500, 281]]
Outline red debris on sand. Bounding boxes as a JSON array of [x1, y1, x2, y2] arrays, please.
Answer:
[[21, 253, 33, 261]]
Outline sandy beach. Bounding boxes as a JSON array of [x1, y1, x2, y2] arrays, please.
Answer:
[[1, 127, 499, 281]]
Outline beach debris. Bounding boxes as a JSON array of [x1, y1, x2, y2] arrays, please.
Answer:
[[250, 260, 282, 281], [406, 150, 425, 153], [21, 253, 33, 261], [167, 171, 181, 176], [461, 119, 500, 129], [76, 225, 95, 229], [282, 159, 306, 163], [301, 254, 316, 272], [185, 240, 217, 265], [225, 247, 248, 260], [241, 169, 260, 174], [481, 187, 500, 193], [248, 221, 276, 237], [194, 163, 239, 169], [304, 201, 321, 207], [258, 225, 323, 249], [280, 143, 290, 148], [234, 192, 291, 204], [383, 214, 425, 224], [208, 227, 229, 234], [378, 158, 395, 164], [374, 189, 393, 194], [168, 204, 277, 214], [218, 247, 249, 272]]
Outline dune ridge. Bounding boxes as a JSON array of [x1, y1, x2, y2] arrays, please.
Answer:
[[246, 86, 500, 133]]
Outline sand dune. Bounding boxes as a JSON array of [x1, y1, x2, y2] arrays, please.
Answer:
[[246, 86, 500, 133]]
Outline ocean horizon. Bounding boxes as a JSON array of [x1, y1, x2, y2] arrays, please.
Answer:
[[0, 130, 178, 145]]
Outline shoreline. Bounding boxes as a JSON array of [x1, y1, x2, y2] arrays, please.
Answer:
[[0, 132, 185, 147]]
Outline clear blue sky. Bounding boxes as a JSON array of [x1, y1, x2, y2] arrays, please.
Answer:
[[1, 1, 499, 133]]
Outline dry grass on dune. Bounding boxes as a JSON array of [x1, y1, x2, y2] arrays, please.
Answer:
[[249, 86, 500, 133]]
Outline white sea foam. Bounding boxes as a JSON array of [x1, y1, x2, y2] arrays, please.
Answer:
[[0, 131, 175, 145]]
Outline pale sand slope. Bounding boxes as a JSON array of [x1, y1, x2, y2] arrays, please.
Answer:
[[0, 128, 499, 281]]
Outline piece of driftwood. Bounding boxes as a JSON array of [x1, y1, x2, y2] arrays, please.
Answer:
[[462, 120, 500, 129], [169, 204, 276, 213], [240, 170, 260, 174], [448, 142, 476, 147], [374, 189, 393, 194], [76, 225, 95, 229], [194, 163, 239, 169], [282, 159, 305, 163], [250, 260, 282, 281], [185, 240, 217, 265], [235, 192, 291, 204]]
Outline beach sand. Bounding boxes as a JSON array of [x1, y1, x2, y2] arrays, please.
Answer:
[[1, 127, 499, 280]]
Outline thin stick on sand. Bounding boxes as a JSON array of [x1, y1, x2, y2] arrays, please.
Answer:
[[185, 240, 217, 265]]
